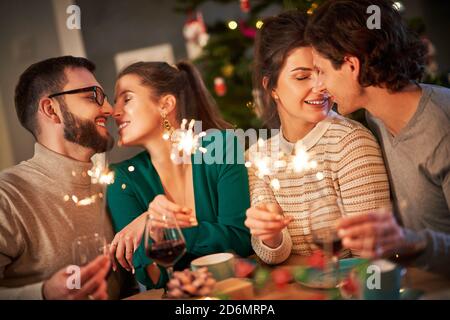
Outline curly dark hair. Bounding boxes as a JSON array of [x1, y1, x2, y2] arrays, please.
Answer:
[[305, 0, 427, 92], [253, 10, 309, 128]]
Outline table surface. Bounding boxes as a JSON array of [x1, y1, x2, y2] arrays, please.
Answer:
[[125, 255, 450, 300]]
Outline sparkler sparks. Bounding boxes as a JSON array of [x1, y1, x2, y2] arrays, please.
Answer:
[[270, 178, 281, 191], [63, 154, 115, 207], [167, 119, 207, 163], [89, 164, 115, 186], [66, 183, 102, 206], [247, 139, 322, 191], [76, 195, 98, 206], [291, 144, 318, 173]]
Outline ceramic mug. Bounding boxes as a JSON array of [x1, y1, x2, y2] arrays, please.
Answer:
[[191, 253, 235, 281], [360, 259, 403, 300]]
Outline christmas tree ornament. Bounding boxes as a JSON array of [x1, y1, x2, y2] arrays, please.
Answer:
[[239, 20, 256, 38], [183, 11, 209, 60], [221, 64, 235, 78], [240, 0, 250, 13], [214, 77, 227, 96]]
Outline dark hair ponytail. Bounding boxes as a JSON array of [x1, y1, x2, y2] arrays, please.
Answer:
[[118, 61, 231, 130], [175, 61, 232, 130]]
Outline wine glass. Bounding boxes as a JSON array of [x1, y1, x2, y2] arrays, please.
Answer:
[[309, 198, 343, 288], [143, 210, 187, 280], [72, 233, 109, 267]]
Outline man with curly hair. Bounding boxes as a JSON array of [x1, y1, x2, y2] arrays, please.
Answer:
[[305, 0, 449, 276]]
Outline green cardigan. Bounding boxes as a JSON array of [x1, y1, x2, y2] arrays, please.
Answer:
[[107, 130, 252, 289]]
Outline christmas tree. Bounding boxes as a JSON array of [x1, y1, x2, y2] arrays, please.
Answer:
[[176, 1, 447, 130], [176, 0, 326, 130]]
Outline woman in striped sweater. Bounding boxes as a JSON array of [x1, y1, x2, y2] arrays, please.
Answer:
[[245, 11, 391, 264]]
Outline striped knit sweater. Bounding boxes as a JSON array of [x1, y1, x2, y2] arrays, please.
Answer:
[[247, 111, 391, 264]]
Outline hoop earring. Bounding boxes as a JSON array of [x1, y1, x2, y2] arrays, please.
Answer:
[[161, 111, 173, 140]]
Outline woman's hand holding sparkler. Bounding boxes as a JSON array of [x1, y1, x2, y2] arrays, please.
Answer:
[[245, 203, 292, 249]]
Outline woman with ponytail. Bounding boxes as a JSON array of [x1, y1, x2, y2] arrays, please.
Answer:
[[107, 61, 252, 289]]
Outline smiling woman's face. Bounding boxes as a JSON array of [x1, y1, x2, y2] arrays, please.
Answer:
[[113, 74, 163, 147], [273, 46, 331, 126]]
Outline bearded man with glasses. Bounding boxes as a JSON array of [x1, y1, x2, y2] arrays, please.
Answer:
[[0, 56, 132, 300]]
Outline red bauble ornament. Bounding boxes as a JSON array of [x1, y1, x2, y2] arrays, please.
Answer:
[[240, 0, 250, 13], [214, 77, 227, 96]]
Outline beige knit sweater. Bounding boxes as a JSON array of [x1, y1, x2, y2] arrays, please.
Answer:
[[248, 111, 391, 264], [0, 143, 122, 299]]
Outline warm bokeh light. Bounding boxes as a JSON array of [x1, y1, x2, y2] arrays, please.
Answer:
[[228, 21, 238, 30]]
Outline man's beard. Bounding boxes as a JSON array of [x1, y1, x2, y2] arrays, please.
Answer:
[[60, 104, 114, 153]]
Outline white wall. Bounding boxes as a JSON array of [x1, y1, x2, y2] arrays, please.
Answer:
[[0, 0, 86, 166], [0, 89, 14, 170]]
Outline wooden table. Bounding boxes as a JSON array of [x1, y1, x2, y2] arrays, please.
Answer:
[[125, 255, 450, 300]]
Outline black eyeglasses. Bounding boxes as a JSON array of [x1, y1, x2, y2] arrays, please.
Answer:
[[48, 86, 107, 107]]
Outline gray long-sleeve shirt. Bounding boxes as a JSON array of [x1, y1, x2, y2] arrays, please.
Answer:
[[366, 83, 450, 276]]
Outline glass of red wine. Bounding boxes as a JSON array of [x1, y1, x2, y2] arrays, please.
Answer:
[[143, 210, 187, 280], [309, 198, 343, 288]]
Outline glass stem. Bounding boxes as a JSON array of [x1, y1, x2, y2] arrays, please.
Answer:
[[167, 266, 174, 280], [163, 266, 175, 298]]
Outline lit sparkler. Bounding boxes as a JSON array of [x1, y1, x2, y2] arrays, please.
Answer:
[[246, 139, 320, 191], [166, 119, 207, 164], [291, 143, 317, 173], [63, 155, 115, 207], [88, 165, 115, 185]]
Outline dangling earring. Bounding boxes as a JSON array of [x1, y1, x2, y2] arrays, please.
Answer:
[[161, 111, 173, 140]]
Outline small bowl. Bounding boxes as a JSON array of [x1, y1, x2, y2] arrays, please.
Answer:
[[191, 253, 235, 281]]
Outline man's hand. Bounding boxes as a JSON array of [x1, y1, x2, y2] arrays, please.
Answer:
[[42, 255, 110, 300], [337, 209, 426, 259]]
